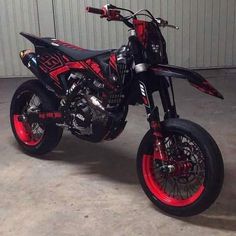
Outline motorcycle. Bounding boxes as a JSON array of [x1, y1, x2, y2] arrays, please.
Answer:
[[10, 4, 224, 216]]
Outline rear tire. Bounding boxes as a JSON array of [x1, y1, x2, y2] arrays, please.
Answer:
[[137, 118, 224, 217], [10, 80, 63, 156]]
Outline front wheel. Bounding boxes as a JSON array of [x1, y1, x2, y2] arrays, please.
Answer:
[[137, 118, 224, 217]]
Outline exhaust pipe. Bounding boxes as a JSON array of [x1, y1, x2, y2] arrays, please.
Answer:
[[20, 50, 40, 78]]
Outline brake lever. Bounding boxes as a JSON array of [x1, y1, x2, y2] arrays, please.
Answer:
[[156, 18, 179, 30]]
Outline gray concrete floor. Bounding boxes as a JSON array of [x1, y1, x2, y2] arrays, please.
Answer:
[[0, 70, 235, 236]]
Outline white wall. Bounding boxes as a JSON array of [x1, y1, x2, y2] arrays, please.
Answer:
[[0, 0, 236, 78]]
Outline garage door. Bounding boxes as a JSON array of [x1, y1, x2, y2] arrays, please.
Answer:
[[0, 0, 236, 78], [53, 0, 236, 69], [0, 0, 40, 77]]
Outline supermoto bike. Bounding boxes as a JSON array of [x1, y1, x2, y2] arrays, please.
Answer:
[[10, 4, 224, 216]]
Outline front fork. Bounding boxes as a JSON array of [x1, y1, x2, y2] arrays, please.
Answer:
[[140, 81, 169, 166], [129, 33, 169, 164]]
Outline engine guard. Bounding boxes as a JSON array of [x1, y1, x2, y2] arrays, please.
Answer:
[[150, 64, 224, 99]]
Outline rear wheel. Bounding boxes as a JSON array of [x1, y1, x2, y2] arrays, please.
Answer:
[[10, 80, 63, 156], [137, 118, 224, 216]]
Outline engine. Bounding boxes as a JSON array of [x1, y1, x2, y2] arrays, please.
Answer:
[[60, 69, 127, 143]]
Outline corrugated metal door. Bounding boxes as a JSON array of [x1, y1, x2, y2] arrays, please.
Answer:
[[0, 0, 40, 77], [0, 0, 236, 78]]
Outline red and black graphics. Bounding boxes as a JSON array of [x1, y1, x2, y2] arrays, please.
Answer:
[[37, 50, 116, 93], [38, 52, 71, 90], [109, 53, 118, 72], [139, 81, 150, 107], [19, 32, 118, 94], [151, 64, 224, 99], [133, 19, 167, 65], [133, 19, 149, 48], [38, 52, 66, 73], [82, 58, 116, 90], [190, 80, 224, 99]]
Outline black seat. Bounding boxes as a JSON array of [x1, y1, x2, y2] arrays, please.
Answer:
[[54, 43, 113, 61], [20, 32, 114, 61]]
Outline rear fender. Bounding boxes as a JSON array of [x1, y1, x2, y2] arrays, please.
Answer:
[[150, 64, 224, 99]]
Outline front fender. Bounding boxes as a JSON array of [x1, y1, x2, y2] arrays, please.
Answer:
[[150, 64, 224, 99]]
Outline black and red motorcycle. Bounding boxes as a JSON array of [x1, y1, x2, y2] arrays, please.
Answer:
[[10, 4, 224, 216]]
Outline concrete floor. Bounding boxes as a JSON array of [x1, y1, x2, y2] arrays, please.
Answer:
[[0, 70, 235, 236]]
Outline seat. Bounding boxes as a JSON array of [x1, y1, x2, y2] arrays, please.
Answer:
[[20, 32, 114, 61], [54, 43, 113, 61]]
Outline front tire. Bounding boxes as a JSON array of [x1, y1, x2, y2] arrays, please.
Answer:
[[10, 80, 63, 156], [137, 118, 224, 217]]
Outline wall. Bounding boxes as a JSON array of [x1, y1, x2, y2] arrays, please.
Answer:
[[0, 0, 236, 77], [0, 0, 39, 77]]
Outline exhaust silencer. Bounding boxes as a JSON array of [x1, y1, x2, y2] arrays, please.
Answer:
[[20, 50, 40, 78]]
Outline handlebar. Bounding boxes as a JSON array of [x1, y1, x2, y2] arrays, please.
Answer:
[[86, 5, 179, 30], [86, 5, 123, 22], [86, 7, 104, 15]]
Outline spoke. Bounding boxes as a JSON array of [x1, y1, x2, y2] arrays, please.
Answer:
[[172, 178, 184, 199], [171, 180, 177, 198], [195, 176, 204, 186], [177, 183, 184, 199], [185, 183, 190, 199], [162, 178, 168, 192]]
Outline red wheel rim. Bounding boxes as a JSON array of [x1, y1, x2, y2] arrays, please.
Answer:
[[142, 154, 205, 207], [13, 115, 43, 146]]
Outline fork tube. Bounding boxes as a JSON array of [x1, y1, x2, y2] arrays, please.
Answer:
[[128, 33, 154, 114], [148, 107, 168, 162], [129, 31, 168, 162]]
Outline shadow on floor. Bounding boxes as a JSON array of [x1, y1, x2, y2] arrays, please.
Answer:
[[178, 200, 236, 232], [12, 135, 236, 231], [177, 172, 236, 231], [44, 135, 139, 185]]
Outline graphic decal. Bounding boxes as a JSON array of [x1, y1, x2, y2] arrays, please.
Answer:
[[38, 53, 64, 73], [82, 59, 116, 90], [139, 81, 150, 107], [133, 19, 149, 48], [109, 54, 117, 71]]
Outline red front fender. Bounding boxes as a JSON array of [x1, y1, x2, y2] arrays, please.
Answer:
[[150, 64, 224, 99]]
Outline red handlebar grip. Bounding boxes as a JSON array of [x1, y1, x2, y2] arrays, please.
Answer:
[[86, 7, 104, 15]]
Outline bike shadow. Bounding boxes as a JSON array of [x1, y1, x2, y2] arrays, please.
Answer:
[[171, 166, 236, 232], [177, 189, 236, 232], [44, 134, 139, 185], [39, 135, 236, 231]]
